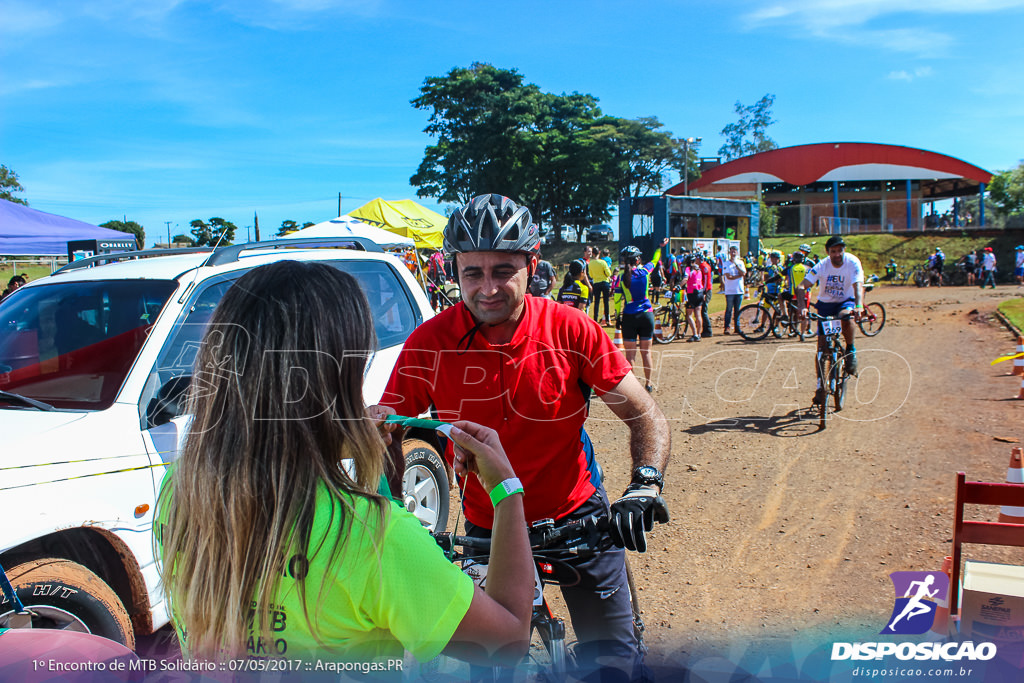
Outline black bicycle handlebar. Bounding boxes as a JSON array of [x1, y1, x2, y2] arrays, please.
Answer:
[[808, 312, 853, 321], [432, 514, 611, 559]]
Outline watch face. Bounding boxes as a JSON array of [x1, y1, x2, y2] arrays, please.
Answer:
[[636, 466, 661, 482]]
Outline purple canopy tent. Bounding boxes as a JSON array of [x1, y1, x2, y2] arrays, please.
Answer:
[[0, 198, 131, 256]]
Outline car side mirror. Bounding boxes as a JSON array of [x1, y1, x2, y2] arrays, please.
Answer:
[[146, 375, 192, 429]]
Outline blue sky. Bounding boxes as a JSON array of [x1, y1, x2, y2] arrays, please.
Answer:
[[3, 0, 1024, 245]]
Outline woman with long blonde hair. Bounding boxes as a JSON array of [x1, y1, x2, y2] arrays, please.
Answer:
[[157, 261, 532, 666]]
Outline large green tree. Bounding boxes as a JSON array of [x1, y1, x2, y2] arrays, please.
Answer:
[[718, 94, 778, 161], [190, 217, 237, 247], [592, 116, 689, 199], [987, 161, 1024, 218], [527, 92, 619, 239], [100, 219, 145, 248], [1, 164, 28, 205], [411, 63, 542, 205], [411, 64, 693, 240]]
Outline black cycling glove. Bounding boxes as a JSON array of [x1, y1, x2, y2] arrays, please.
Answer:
[[609, 483, 669, 552]]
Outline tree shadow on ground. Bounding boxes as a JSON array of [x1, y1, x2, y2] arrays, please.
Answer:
[[684, 406, 823, 438]]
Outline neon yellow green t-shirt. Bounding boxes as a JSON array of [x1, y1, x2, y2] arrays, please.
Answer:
[[159, 475, 474, 663], [587, 258, 611, 284]]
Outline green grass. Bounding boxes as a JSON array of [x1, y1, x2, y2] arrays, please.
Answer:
[[1, 263, 56, 286], [999, 298, 1024, 333], [763, 233, 1021, 280]]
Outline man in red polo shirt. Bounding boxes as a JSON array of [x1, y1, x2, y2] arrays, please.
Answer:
[[381, 194, 671, 678]]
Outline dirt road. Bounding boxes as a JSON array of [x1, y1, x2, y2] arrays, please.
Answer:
[[582, 284, 1024, 664]]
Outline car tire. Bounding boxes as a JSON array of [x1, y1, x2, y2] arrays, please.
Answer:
[[1, 558, 135, 649], [402, 439, 450, 534]]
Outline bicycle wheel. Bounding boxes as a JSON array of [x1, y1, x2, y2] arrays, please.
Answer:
[[791, 305, 808, 342], [817, 353, 832, 429], [913, 269, 927, 287], [653, 305, 678, 344], [857, 302, 886, 336], [833, 354, 847, 411], [770, 308, 785, 339], [736, 303, 772, 341]]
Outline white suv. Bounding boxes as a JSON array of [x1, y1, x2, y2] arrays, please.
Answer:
[[0, 238, 451, 649]]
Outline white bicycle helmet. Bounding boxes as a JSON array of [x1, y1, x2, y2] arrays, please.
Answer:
[[444, 194, 540, 256]]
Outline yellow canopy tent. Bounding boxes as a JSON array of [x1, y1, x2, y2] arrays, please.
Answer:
[[347, 198, 446, 250]]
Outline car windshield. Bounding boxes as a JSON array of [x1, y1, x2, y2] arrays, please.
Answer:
[[0, 279, 177, 411]]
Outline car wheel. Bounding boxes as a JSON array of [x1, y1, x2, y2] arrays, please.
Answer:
[[0, 558, 135, 649], [402, 439, 450, 533]]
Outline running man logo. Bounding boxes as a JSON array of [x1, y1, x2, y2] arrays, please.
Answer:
[[880, 571, 950, 635]]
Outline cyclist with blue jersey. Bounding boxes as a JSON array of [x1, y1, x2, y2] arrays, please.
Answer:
[[619, 237, 670, 392], [762, 251, 784, 302]]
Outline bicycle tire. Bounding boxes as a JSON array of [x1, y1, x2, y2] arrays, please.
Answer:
[[653, 305, 678, 344], [857, 302, 886, 336], [833, 354, 847, 411], [771, 307, 785, 339], [818, 353, 831, 429], [792, 306, 808, 342], [736, 303, 773, 341]]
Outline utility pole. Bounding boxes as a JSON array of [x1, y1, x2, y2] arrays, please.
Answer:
[[683, 137, 702, 196], [165, 221, 172, 247]]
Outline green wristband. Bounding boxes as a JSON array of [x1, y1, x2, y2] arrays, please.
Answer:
[[489, 477, 524, 508]]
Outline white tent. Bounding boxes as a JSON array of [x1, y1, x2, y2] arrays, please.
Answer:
[[283, 216, 415, 249]]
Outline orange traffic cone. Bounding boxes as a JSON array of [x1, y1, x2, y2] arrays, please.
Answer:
[[1010, 336, 1024, 376], [999, 447, 1024, 523], [612, 328, 624, 350], [930, 555, 953, 637], [654, 318, 663, 341], [1017, 376, 1024, 400]]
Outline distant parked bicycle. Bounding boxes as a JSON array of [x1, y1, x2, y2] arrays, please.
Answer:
[[911, 262, 930, 288], [735, 287, 807, 342], [653, 286, 688, 344], [857, 284, 886, 336]]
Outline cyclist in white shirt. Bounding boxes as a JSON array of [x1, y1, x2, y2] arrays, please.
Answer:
[[796, 235, 865, 405]]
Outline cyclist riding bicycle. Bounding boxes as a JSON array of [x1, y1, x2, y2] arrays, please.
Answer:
[[381, 195, 671, 680], [795, 235, 865, 406]]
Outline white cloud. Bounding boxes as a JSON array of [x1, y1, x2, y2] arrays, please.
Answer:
[[0, 1, 62, 38], [741, 0, 1024, 55], [887, 66, 933, 82]]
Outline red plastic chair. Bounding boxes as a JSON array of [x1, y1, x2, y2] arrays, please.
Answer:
[[950, 471, 1024, 617]]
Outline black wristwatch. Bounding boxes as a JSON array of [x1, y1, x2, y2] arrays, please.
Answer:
[[631, 466, 665, 492]]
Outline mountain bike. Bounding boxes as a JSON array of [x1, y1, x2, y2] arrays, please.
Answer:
[[856, 284, 886, 337], [744, 265, 764, 287], [653, 286, 687, 344], [809, 312, 850, 429], [911, 263, 930, 287], [431, 515, 645, 682], [735, 289, 807, 342]]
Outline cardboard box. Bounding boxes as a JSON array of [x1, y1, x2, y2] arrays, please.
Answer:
[[961, 560, 1024, 662]]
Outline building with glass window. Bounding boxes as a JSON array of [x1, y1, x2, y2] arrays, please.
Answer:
[[663, 142, 993, 235]]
